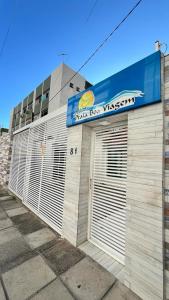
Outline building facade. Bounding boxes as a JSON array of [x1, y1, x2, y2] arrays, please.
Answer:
[[8, 51, 169, 300], [10, 63, 92, 132]]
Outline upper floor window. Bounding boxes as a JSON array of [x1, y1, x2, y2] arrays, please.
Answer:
[[41, 108, 48, 117], [35, 96, 41, 104], [28, 103, 32, 110]]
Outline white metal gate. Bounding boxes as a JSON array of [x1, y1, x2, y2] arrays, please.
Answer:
[[24, 122, 46, 211], [9, 129, 29, 199], [89, 121, 128, 263], [9, 108, 67, 234]]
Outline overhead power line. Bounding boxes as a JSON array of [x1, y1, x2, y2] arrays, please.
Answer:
[[0, 0, 17, 60], [0, 26, 11, 59], [49, 0, 143, 104], [86, 0, 99, 23]]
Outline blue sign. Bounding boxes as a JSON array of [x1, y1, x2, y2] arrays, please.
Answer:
[[67, 51, 161, 127]]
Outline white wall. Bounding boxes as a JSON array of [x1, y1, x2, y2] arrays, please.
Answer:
[[48, 64, 63, 113], [49, 63, 90, 113]]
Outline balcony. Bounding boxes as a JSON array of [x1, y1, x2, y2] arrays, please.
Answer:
[[34, 102, 41, 115], [28, 92, 34, 105], [15, 116, 20, 126], [26, 110, 33, 125], [20, 113, 26, 127], [41, 94, 49, 110], [23, 97, 28, 109]]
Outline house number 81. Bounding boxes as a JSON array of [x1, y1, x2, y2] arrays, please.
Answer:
[[70, 147, 77, 155]]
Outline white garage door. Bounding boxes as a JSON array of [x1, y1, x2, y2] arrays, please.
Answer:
[[89, 121, 128, 263], [9, 108, 67, 234]]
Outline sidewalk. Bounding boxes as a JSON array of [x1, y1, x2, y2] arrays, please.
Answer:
[[0, 187, 141, 300]]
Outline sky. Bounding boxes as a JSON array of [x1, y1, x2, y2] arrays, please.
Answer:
[[0, 0, 169, 128]]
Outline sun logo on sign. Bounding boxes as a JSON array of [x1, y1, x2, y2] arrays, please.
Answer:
[[78, 90, 95, 110]]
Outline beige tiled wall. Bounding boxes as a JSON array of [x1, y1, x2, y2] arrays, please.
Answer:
[[125, 103, 164, 300], [77, 125, 92, 246], [62, 124, 83, 245], [164, 54, 169, 300], [62, 124, 92, 246]]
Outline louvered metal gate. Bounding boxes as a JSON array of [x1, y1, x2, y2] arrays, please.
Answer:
[[89, 121, 128, 263], [9, 129, 29, 199], [9, 108, 67, 234], [24, 122, 46, 211]]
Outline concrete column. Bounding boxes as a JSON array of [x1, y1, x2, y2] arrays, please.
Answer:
[[77, 125, 92, 246], [62, 124, 92, 246], [62, 124, 83, 245]]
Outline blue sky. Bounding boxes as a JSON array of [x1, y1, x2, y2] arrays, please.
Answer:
[[0, 0, 169, 128]]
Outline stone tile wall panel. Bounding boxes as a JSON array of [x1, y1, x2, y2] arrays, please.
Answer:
[[0, 133, 11, 187]]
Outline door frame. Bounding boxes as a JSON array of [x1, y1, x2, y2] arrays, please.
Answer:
[[87, 121, 127, 265], [87, 128, 96, 241]]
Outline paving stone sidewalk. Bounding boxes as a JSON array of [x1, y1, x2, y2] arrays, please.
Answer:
[[0, 187, 141, 300]]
